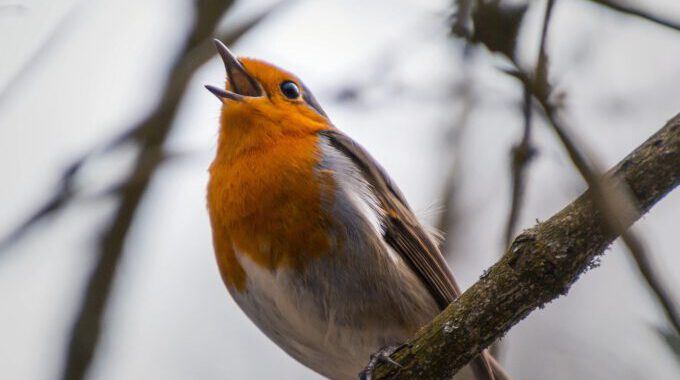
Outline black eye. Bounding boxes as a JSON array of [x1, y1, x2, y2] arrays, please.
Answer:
[[280, 81, 300, 99]]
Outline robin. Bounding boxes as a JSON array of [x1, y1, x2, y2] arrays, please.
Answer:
[[205, 39, 509, 380]]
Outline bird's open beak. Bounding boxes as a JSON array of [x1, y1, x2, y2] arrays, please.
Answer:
[[205, 39, 263, 101]]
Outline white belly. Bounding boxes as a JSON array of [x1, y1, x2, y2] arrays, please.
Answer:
[[228, 249, 438, 380]]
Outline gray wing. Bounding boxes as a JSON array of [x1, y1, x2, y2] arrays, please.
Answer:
[[320, 129, 505, 380], [320, 129, 461, 308]]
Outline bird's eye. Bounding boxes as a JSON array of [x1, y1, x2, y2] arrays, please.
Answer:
[[280, 81, 301, 99]]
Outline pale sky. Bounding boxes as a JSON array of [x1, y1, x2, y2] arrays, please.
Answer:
[[1, 0, 680, 379]]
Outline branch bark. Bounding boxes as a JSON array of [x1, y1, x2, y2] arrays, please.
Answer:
[[373, 114, 680, 379]]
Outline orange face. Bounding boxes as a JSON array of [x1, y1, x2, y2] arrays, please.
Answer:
[[205, 43, 330, 158]]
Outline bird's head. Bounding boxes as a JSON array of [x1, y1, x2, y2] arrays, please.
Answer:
[[206, 40, 330, 155]]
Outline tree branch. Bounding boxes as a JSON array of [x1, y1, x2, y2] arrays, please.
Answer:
[[524, 72, 680, 335], [502, 0, 554, 248], [504, 86, 534, 248], [514, 0, 680, 336], [373, 113, 680, 379]]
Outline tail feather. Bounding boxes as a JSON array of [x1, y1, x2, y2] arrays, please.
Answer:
[[469, 350, 511, 380], [470, 351, 495, 380], [487, 353, 512, 380]]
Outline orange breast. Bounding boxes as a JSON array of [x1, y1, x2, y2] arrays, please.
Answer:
[[207, 131, 335, 291]]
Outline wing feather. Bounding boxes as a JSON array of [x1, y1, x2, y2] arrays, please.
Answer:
[[320, 129, 502, 380], [320, 129, 460, 307]]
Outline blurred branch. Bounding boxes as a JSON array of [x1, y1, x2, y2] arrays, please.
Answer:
[[509, 0, 680, 337], [369, 1, 680, 378], [0, 1, 85, 106], [437, 74, 476, 257], [657, 327, 680, 365], [503, 86, 534, 248], [586, 0, 680, 33], [0, 2, 282, 250], [477, 0, 680, 338], [0, 160, 82, 251], [373, 113, 680, 379], [527, 76, 680, 335], [451, 0, 475, 38], [502, 0, 554, 248], [535, 0, 555, 99], [57, 1, 285, 379]]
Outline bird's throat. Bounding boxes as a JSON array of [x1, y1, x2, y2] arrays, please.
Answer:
[[207, 132, 336, 290]]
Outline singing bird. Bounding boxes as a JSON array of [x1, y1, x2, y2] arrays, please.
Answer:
[[205, 40, 509, 380]]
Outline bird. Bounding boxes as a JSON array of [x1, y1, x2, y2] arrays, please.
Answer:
[[205, 39, 510, 380]]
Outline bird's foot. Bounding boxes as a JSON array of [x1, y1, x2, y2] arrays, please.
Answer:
[[358, 343, 407, 380]]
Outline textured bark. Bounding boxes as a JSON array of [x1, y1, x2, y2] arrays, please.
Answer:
[[373, 114, 680, 379]]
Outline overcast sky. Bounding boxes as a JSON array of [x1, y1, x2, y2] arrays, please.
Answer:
[[1, 0, 680, 379]]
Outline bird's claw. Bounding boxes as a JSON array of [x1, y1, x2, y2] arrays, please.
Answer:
[[358, 344, 405, 380]]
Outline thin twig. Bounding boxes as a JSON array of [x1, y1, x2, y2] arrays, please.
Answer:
[[0, 1, 86, 106], [502, 0, 555, 247], [0, 161, 81, 251], [461, 0, 680, 361], [451, 0, 475, 38], [520, 0, 680, 336], [458, 0, 680, 351], [586, 0, 680, 33], [535, 0, 555, 95], [437, 74, 476, 257], [532, 92, 680, 335], [373, 114, 680, 379], [622, 226, 680, 335], [0, 2, 283, 252], [503, 86, 533, 247]]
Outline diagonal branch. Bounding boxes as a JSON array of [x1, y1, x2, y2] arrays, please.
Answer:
[[474, 0, 680, 373], [527, 80, 680, 335], [373, 113, 680, 379], [516, 0, 680, 337], [503, 86, 534, 248]]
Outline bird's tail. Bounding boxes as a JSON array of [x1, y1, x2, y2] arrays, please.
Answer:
[[469, 350, 512, 380], [487, 352, 512, 380]]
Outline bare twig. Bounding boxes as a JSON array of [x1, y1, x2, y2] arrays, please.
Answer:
[[0, 3, 282, 252], [380, 1, 680, 377], [484, 0, 680, 337], [373, 113, 680, 379], [624, 228, 680, 334], [451, 0, 475, 38], [657, 327, 680, 364], [0, 1, 85, 106], [504, 86, 534, 248], [437, 75, 476, 257], [495, 4, 553, 363], [586, 0, 680, 33], [503, 0, 554, 249], [530, 88, 680, 335], [535, 0, 555, 94], [57, 1, 285, 379], [0, 161, 82, 251], [513, 0, 680, 336]]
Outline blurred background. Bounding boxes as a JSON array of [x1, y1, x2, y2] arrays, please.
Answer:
[[1, 0, 680, 379]]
